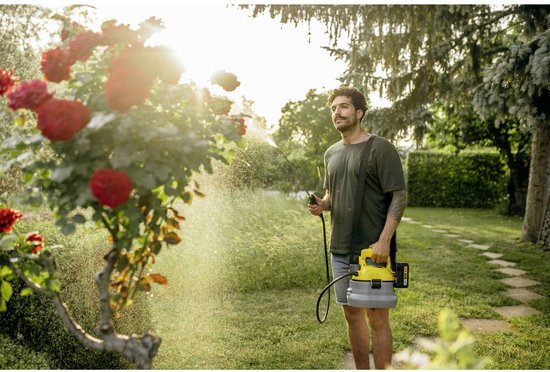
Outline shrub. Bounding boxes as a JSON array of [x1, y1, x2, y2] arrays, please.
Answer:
[[0, 213, 152, 369], [406, 150, 506, 208], [0, 333, 52, 369]]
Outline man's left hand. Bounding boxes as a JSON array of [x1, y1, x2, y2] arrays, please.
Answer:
[[370, 240, 390, 264]]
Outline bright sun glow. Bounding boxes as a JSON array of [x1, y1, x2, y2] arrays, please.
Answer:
[[91, 3, 349, 126]]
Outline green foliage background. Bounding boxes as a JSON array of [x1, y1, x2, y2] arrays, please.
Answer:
[[407, 151, 507, 208]]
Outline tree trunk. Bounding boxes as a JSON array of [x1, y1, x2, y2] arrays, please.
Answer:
[[538, 196, 550, 250], [522, 122, 550, 243], [503, 142, 530, 216]]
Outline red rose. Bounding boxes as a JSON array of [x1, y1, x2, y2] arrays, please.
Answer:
[[89, 168, 133, 208], [41, 47, 74, 83], [0, 68, 15, 96], [234, 117, 247, 136], [211, 70, 240, 92], [105, 65, 155, 112], [148, 46, 185, 84], [68, 30, 101, 62], [0, 208, 23, 233], [26, 232, 45, 254], [37, 99, 91, 141], [7, 80, 54, 111], [99, 22, 139, 46]]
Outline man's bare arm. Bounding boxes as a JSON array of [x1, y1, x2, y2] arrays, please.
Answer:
[[388, 189, 407, 223]]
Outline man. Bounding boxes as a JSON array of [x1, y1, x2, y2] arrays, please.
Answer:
[[308, 86, 407, 369]]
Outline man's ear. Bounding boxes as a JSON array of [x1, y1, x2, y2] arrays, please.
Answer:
[[356, 109, 364, 121]]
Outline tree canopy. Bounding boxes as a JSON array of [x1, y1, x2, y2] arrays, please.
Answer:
[[246, 4, 550, 245]]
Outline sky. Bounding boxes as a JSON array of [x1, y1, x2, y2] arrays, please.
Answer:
[[88, 3, 350, 128]]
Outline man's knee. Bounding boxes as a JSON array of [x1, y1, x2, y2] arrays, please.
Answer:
[[366, 308, 390, 331], [343, 305, 366, 324]]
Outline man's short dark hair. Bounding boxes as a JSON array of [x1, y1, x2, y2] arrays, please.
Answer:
[[327, 86, 367, 122]]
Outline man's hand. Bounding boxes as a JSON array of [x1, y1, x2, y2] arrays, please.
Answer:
[[308, 195, 326, 216], [370, 239, 390, 264]]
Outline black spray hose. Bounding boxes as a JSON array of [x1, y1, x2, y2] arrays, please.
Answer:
[[316, 212, 331, 323], [316, 271, 354, 323]]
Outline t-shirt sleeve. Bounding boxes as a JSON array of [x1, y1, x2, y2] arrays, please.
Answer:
[[375, 140, 406, 193]]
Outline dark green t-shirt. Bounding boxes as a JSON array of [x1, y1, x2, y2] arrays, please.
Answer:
[[323, 135, 405, 254]]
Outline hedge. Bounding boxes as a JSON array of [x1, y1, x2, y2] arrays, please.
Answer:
[[406, 150, 506, 208]]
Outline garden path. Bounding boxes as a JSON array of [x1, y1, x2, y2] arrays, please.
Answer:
[[342, 216, 543, 369]]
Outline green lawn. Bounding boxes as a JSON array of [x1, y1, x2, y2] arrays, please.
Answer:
[[147, 189, 550, 369], [3, 188, 548, 369]]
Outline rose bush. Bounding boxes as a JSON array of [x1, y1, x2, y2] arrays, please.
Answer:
[[0, 16, 246, 367]]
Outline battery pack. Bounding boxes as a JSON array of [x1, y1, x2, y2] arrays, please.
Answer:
[[394, 262, 409, 288]]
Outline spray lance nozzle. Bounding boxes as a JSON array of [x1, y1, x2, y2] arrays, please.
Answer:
[[308, 193, 318, 206]]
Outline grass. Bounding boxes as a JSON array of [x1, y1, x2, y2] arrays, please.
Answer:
[[3, 188, 548, 369], [146, 187, 549, 369]]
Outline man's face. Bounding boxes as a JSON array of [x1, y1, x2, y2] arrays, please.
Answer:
[[330, 95, 362, 132]]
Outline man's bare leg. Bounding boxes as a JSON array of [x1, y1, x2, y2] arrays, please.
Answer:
[[343, 305, 370, 369], [367, 308, 392, 369]]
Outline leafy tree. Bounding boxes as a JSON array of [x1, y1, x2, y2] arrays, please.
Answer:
[[245, 4, 550, 245], [275, 89, 341, 191], [426, 104, 531, 216]]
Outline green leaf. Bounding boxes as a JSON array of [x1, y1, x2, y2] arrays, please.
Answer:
[[87, 112, 117, 130], [72, 214, 86, 224], [60, 223, 76, 236], [20, 287, 32, 297], [51, 165, 74, 182], [0, 266, 13, 278], [1, 280, 13, 302], [0, 234, 17, 251], [0, 298, 6, 312]]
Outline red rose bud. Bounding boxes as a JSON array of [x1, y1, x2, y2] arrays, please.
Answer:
[[37, 99, 91, 141], [0, 208, 23, 233], [105, 65, 155, 112], [68, 30, 101, 62], [233, 117, 247, 136], [89, 168, 133, 208], [60, 29, 70, 41], [211, 70, 240, 92], [41, 47, 74, 82], [0, 68, 15, 96], [7, 80, 54, 111], [26, 232, 45, 254]]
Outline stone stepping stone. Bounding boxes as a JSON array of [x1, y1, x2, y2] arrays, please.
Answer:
[[401, 217, 412, 222], [445, 234, 461, 238], [482, 252, 503, 259], [460, 318, 511, 333], [422, 225, 434, 228], [343, 351, 401, 370], [493, 305, 542, 318], [407, 220, 421, 224], [433, 229, 448, 233], [500, 277, 541, 288], [458, 239, 474, 244], [468, 243, 491, 250], [488, 259, 517, 267], [502, 288, 544, 303], [496, 267, 527, 276]]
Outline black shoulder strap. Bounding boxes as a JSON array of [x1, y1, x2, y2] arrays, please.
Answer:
[[350, 135, 375, 253], [350, 135, 397, 270]]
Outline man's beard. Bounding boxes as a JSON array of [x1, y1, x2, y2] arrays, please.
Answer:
[[334, 116, 358, 132]]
